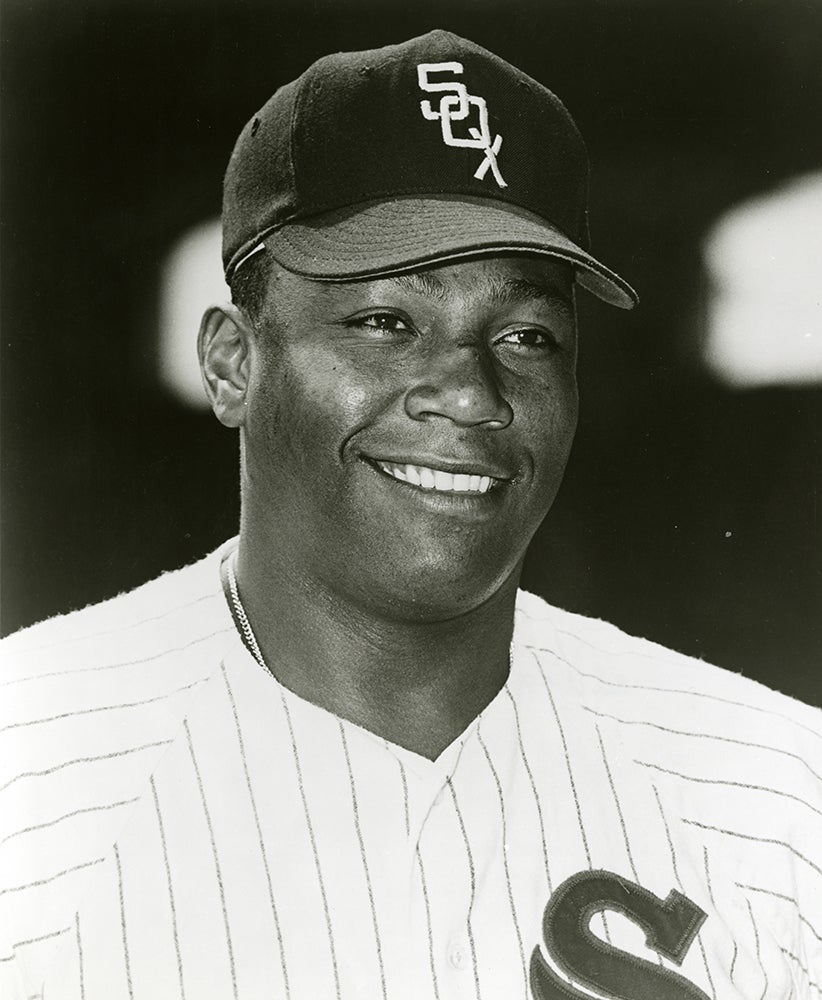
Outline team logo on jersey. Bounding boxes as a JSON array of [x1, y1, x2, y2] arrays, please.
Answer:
[[417, 62, 507, 189], [530, 870, 710, 999]]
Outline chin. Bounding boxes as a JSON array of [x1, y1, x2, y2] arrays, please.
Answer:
[[351, 546, 523, 624]]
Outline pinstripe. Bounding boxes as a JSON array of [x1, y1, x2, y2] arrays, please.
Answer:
[[3, 629, 233, 687], [114, 844, 134, 1000], [447, 777, 483, 1000], [730, 940, 738, 983], [416, 848, 441, 1000], [703, 847, 716, 908], [683, 819, 822, 880], [504, 686, 551, 892], [75, 912, 84, 1000], [583, 707, 822, 786], [394, 750, 410, 837], [9, 592, 220, 657], [738, 883, 822, 944], [219, 663, 290, 998], [533, 652, 591, 865], [0, 678, 208, 735], [696, 929, 715, 998], [1, 797, 138, 845], [476, 724, 527, 994], [546, 634, 822, 743], [596, 724, 639, 882], [184, 719, 238, 1000], [636, 759, 822, 819], [150, 777, 186, 1000], [597, 721, 661, 959], [653, 786, 715, 998], [0, 926, 70, 962], [779, 947, 822, 993], [0, 739, 173, 794], [279, 692, 342, 1000], [0, 857, 104, 897], [746, 899, 768, 1000], [651, 788, 678, 888], [705, 849, 739, 982], [339, 722, 388, 1000], [553, 620, 776, 673]]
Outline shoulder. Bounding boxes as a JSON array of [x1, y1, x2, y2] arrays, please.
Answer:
[[514, 588, 822, 739], [515, 591, 822, 963], [1, 540, 236, 680], [513, 589, 822, 829], [0, 542, 239, 974], [0, 538, 238, 794]]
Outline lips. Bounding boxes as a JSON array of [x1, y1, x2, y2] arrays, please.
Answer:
[[375, 460, 496, 494]]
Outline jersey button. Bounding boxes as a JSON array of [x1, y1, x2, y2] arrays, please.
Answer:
[[448, 943, 467, 970]]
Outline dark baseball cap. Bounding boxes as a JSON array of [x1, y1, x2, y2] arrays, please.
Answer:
[[222, 29, 638, 309]]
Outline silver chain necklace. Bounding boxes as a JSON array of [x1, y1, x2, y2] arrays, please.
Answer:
[[227, 552, 515, 687], [226, 553, 270, 675]]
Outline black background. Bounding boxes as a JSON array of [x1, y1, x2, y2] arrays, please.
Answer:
[[2, 0, 820, 705]]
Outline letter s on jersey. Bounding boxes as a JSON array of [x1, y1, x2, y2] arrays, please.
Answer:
[[530, 870, 710, 1000]]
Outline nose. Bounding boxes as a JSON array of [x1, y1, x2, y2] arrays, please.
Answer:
[[404, 345, 513, 429]]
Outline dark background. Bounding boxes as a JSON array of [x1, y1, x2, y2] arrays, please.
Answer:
[[2, 0, 820, 705]]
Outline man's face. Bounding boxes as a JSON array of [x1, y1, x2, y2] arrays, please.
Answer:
[[241, 254, 579, 621]]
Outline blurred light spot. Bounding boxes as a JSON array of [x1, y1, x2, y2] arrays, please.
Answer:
[[703, 172, 822, 388], [159, 218, 229, 408]]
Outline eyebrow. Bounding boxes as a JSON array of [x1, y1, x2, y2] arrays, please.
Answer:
[[389, 270, 574, 318]]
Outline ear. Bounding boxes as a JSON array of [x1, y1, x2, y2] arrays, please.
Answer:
[[198, 303, 254, 428]]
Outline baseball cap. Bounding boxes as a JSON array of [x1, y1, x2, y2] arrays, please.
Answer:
[[222, 30, 638, 309]]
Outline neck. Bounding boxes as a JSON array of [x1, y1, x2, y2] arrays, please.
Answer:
[[232, 537, 520, 761]]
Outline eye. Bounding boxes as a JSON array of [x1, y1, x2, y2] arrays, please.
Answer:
[[496, 327, 556, 351], [346, 311, 412, 336]]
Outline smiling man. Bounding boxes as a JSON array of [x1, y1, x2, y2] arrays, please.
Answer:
[[2, 30, 821, 1000], [200, 254, 580, 760]]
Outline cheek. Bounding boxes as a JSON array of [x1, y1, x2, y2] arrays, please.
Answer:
[[526, 368, 579, 437], [340, 385, 368, 412], [522, 374, 579, 485], [246, 346, 382, 471]]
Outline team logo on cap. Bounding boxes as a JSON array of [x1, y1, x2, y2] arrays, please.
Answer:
[[417, 62, 507, 189]]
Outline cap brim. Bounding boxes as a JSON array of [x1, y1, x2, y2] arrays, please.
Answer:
[[256, 196, 637, 309]]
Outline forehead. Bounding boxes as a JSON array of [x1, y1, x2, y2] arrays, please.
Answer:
[[266, 254, 575, 316]]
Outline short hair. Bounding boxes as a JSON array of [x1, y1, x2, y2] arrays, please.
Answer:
[[228, 249, 273, 327]]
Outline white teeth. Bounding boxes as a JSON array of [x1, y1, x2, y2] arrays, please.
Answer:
[[376, 462, 496, 494]]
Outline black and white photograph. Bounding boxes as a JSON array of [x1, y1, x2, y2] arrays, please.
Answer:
[[2, 1, 821, 997]]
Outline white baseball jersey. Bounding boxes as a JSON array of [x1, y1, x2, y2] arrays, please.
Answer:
[[2, 539, 820, 999]]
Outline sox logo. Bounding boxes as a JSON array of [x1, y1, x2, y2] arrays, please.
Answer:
[[531, 871, 710, 1000], [417, 62, 507, 188]]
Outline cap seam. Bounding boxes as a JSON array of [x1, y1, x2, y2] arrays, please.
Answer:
[[288, 60, 314, 214]]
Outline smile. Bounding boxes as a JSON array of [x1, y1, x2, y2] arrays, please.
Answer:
[[374, 461, 497, 494]]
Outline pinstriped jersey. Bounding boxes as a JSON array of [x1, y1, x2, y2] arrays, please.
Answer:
[[1, 540, 820, 999]]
